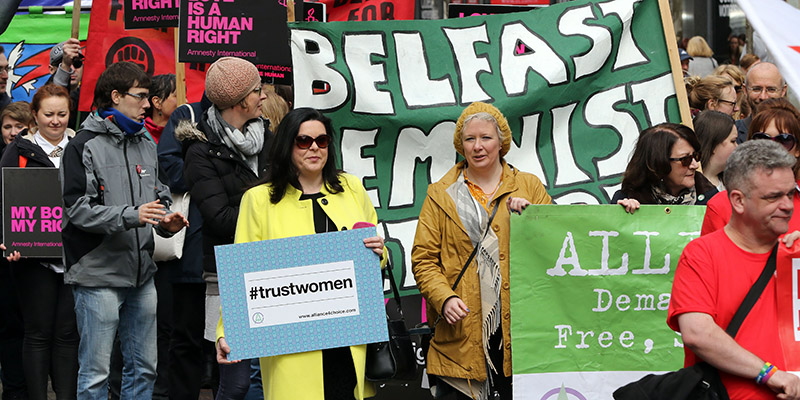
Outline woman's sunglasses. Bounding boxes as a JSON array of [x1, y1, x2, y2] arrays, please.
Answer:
[[669, 152, 700, 167], [752, 132, 797, 151], [295, 134, 330, 149]]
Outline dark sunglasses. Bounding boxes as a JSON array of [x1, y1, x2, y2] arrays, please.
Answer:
[[669, 152, 700, 167], [752, 132, 797, 151], [295, 134, 330, 149]]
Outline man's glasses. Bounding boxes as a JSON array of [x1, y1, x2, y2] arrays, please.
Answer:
[[295, 134, 330, 149], [125, 92, 149, 102], [0, 66, 9, 74], [752, 132, 797, 151], [748, 86, 782, 95], [669, 152, 700, 167]]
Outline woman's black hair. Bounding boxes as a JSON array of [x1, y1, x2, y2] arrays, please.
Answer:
[[620, 123, 701, 203], [146, 74, 176, 118], [694, 110, 735, 167], [265, 107, 343, 203]]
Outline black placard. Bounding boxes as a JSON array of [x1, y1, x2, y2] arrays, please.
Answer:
[[2, 168, 63, 258], [303, 1, 326, 22], [447, 3, 543, 19], [124, 0, 180, 29], [178, 0, 292, 85]]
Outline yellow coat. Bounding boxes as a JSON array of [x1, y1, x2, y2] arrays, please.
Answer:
[[217, 173, 380, 400], [412, 161, 551, 381]]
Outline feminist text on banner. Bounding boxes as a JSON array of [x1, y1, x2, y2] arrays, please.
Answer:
[[0, 11, 89, 104], [509, 205, 704, 399], [215, 227, 386, 361], [80, 0, 206, 112], [2, 168, 63, 258], [288, 0, 684, 295], [124, 0, 180, 29], [317, 0, 414, 21], [178, 0, 292, 84]]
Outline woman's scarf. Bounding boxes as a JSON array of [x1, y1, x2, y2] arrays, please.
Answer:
[[651, 183, 697, 205], [439, 170, 502, 400], [205, 106, 264, 174]]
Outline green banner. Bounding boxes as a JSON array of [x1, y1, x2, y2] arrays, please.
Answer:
[[289, 0, 683, 295], [510, 204, 705, 399], [0, 12, 89, 43]]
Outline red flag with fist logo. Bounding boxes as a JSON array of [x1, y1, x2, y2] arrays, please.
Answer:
[[80, 0, 206, 112]]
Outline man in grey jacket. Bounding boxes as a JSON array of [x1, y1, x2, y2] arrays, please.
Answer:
[[60, 61, 187, 400]]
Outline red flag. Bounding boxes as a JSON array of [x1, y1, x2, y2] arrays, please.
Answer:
[[777, 242, 800, 370], [317, 0, 414, 21], [80, 0, 205, 112]]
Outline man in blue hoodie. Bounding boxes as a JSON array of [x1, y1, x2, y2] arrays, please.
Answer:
[[60, 61, 188, 400]]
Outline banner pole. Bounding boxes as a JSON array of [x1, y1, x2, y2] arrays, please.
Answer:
[[70, 0, 80, 39], [175, 30, 187, 106], [288, 0, 296, 23], [658, 0, 693, 129]]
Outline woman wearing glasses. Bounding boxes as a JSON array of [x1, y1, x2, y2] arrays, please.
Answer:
[[215, 107, 385, 400], [701, 99, 800, 235], [178, 57, 271, 400], [612, 123, 718, 213], [686, 75, 739, 118]]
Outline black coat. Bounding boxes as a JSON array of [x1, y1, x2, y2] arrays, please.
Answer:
[[177, 113, 272, 275], [157, 98, 212, 284]]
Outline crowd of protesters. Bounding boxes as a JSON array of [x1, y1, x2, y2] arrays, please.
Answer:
[[0, 21, 796, 400]]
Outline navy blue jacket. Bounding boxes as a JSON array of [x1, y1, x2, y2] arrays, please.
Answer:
[[156, 96, 212, 284]]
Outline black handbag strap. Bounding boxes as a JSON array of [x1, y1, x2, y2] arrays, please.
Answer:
[[451, 200, 501, 291], [725, 244, 778, 337], [383, 261, 405, 318]]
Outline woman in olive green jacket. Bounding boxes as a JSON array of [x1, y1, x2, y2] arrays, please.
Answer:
[[412, 102, 551, 400], [216, 108, 385, 400]]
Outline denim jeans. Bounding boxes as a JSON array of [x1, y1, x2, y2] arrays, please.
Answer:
[[72, 278, 158, 400]]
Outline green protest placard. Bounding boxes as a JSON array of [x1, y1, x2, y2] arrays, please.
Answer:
[[509, 205, 705, 399], [289, 0, 686, 295]]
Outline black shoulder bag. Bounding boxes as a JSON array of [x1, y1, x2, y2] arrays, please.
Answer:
[[410, 200, 501, 396], [365, 260, 418, 381], [613, 244, 778, 400]]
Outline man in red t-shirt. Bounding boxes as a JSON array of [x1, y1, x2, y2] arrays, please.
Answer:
[[668, 140, 800, 400]]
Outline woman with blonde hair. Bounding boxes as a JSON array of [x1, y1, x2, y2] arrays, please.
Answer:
[[260, 90, 290, 128], [413, 102, 551, 399], [685, 75, 739, 118], [712, 64, 748, 119], [687, 36, 718, 77]]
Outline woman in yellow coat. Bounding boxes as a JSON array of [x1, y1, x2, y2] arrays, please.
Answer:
[[216, 108, 385, 400], [412, 102, 551, 400]]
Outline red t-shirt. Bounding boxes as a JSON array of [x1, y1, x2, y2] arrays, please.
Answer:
[[701, 183, 800, 236], [667, 229, 784, 400]]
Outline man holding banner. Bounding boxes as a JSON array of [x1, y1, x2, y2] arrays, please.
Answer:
[[667, 140, 800, 399]]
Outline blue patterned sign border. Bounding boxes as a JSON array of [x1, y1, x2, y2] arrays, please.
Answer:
[[215, 227, 387, 360]]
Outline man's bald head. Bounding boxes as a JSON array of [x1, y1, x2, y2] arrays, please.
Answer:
[[745, 62, 787, 108]]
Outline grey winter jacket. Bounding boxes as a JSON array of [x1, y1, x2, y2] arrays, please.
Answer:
[[60, 112, 173, 287]]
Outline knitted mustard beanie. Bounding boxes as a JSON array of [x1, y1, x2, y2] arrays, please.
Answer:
[[205, 57, 261, 109], [453, 102, 512, 157]]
